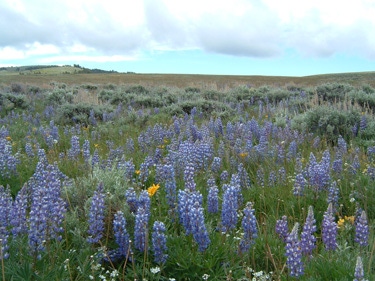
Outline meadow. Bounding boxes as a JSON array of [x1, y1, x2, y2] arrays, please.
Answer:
[[1, 71, 375, 280]]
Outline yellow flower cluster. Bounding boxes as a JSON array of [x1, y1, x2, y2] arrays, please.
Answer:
[[337, 215, 355, 229], [147, 184, 160, 197]]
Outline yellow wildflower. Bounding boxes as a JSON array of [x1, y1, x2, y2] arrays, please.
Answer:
[[94, 143, 100, 149], [239, 152, 248, 158], [148, 184, 160, 197], [135, 170, 141, 175], [5, 136, 11, 141], [337, 218, 345, 229], [344, 216, 355, 225]]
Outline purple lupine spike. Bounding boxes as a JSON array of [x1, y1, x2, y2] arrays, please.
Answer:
[[350, 154, 360, 175], [68, 135, 80, 160], [220, 170, 229, 182], [113, 211, 130, 257], [152, 221, 168, 264], [207, 183, 219, 214], [354, 256, 366, 281], [10, 184, 29, 237], [285, 223, 304, 277], [134, 206, 149, 252], [221, 184, 239, 232], [162, 164, 177, 208], [25, 142, 34, 157], [239, 202, 257, 254], [332, 154, 343, 176], [91, 149, 100, 167], [237, 163, 251, 189], [322, 203, 337, 251], [211, 157, 222, 174], [301, 206, 317, 256], [28, 162, 67, 256], [87, 183, 105, 244], [138, 190, 151, 217], [184, 163, 196, 192], [276, 215, 289, 243], [28, 185, 48, 256], [337, 135, 347, 155], [355, 210, 369, 247], [125, 187, 137, 213], [178, 189, 191, 235], [0, 186, 12, 259], [83, 139, 90, 164], [0, 137, 19, 178], [189, 200, 210, 252], [293, 173, 306, 196], [327, 181, 340, 210]]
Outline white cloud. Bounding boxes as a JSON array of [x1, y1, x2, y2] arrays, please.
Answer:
[[0, 0, 374, 63]]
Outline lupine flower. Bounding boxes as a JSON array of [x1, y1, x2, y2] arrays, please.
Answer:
[[68, 135, 80, 160], [178, 189, 191, 234], [355, 210, 369, 247], [184, 163, 196, 192], [275, 215, 289, 243], [207, 184, 219, 214], [211, 157, 222, 173], [0, 186, 12, 259], [189, 200, 210, 252], [293, 173, 306, 196], [10, 184, 28, 237], [322, 203, 337, 251], [138, 190, 151, 217], [91, 149, 100, 167], [221, 184, 239, 232], [113, 211, 130, 257], [28, 160, 67, 256], [134, 206, 149, 252], [237, 163, 251, 189], [87, 183, 105, 244], [82, 139, 90, 164], [327, 181, 340, 210], [25, 142, 34, 157], [285, 223, 304, 277], [125, 187, 138, 213], [301, 206, 317, 256], [220, 170, 229, 182], [0, 137, 19, 178], [152, 221, 168, 264], [239, 202, 257, 254], [164, 164, 177, 208], [354, 256, 367, 281]]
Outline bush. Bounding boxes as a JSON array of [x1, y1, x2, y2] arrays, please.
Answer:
[[316, 82, 354, 102], [46, 89, 74, 106], [55, 103, 113, 125], [294, 105, 360, 143]]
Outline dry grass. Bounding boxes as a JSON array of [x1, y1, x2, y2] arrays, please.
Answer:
[[1, 71, 375, 89]]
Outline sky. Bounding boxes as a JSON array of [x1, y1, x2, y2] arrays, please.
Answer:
[[1, 0, 375, 76]]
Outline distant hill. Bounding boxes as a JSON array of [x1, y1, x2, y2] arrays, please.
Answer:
[[0, 64, 118, 75]]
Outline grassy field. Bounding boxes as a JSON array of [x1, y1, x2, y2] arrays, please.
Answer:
[[0, 69, 375, 280], [1, 65, 375, 88]]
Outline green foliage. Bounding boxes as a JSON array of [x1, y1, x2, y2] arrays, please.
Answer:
[[316, 82, 355, 102], [46, 89, 74, 106], [55, 103, 113, 125], [293, 105, 360, 143]]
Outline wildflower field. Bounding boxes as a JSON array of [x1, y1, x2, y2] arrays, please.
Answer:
[[1, 76, 375, 280]]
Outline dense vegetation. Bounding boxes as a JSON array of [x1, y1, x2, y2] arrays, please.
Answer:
[[0, 80, 375, 280]]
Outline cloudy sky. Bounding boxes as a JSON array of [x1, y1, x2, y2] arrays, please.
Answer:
[[1, 0, 374, 76]]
